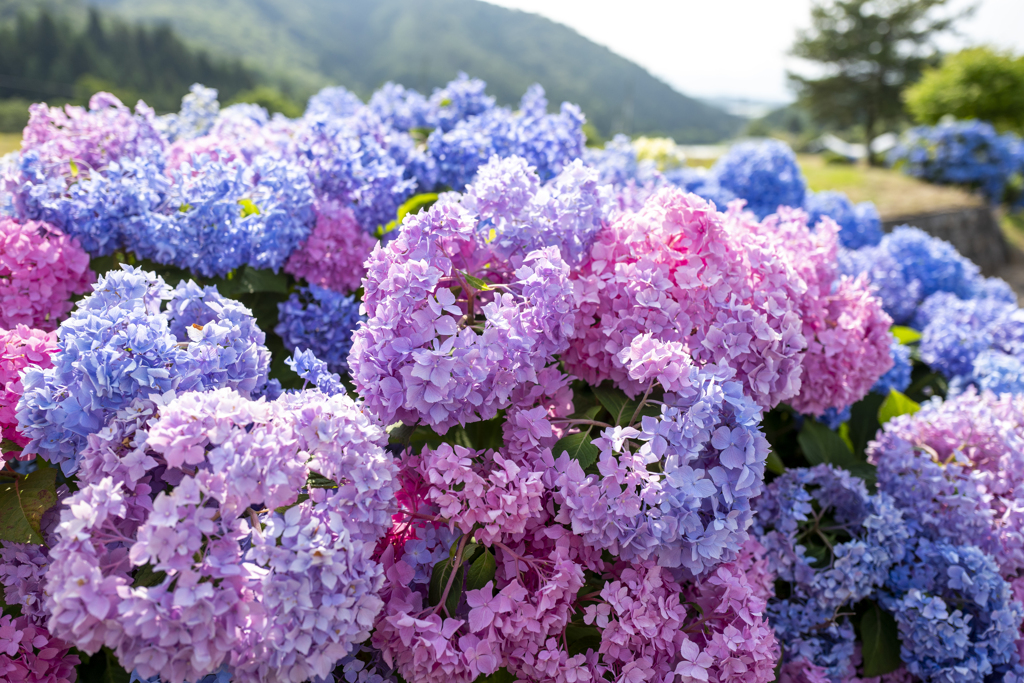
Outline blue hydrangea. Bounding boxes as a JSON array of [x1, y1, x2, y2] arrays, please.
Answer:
[[663, 166, 738, 210], [880, 538, 1024, 682], [15, 267, 272, 473], [305, 85, 365, 119], [582, 134, 642, 186], [285, 348, 346, 397], [872, 336, 913, 395], [804, 190, 883, 249], [13, 151, 169, 257], [962, 350, 1024, 395], [708, 139, 807, 219], [429, 73, 495, 133], [816, 405, 851, 430], [130, 668, 231, 683], [156, 83, 221, 142], [889, 120, 1024, 207], [276, 285, 364, 375], [368, 82, 434, 132], [295, 108, 420, 231], [916, 292, 1023, 381], [768, 600, 857, 680], [427, 84, 585, 190], [754, 464, 910, 613]]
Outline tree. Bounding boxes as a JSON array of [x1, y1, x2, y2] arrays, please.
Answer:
[[905, 47, 1024, 133], [789, 0, 967, 164]]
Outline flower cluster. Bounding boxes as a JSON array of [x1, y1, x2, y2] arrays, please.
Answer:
[[709, 140, 808, 219], [277, 285, 365, 375], [15, 266, 273, 473], [804, 190, 883, 250], [1, 325, 57, 461], [0, 217, 94, 329], [889, 120, 1024, 207]]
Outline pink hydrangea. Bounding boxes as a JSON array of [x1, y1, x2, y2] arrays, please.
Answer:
[[0, 218, 94, 330], [0, 614, 79, 683], [565, 187, 806, 411], [725, 205, 893, 415], [284, 199, 378, 293], [165, 135, 243, 171], [1, 325, 57, 460]]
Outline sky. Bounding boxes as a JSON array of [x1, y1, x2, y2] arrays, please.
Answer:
[[482, 0, 1024, 104]]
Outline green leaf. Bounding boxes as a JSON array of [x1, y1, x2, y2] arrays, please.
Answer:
[[475, 668, 516, 683], [429, 557, 465, 617], [76, 646, 130, 683], [238, 197, 261, 217], [798, 419, 876, 484], [860, 602, 902, 676], [565, 624, 602, 656], [463, 272, 491, 291], [552, 431, 600, 470], [68, 158, 78, 177], [387, 422, 417, 444], [306, 472, 337, 489], [466, 548, 496, 591], [766, 451, 785, 475], [878, 389, 921, 426], [0, 464, 57, 544], [1, 439, 22, 454], [218, 267, 289, 297], [848, 392, 885, 458], [890, 326, 922, 345], [591, 382, 657, 427], [397, 192, 439, 223], [131, 563, 167, 588], [838, 422, 854, 453]]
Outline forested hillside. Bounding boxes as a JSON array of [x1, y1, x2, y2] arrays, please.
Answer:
[[0, 7, 255, 111], [89, 0, 742, 142]]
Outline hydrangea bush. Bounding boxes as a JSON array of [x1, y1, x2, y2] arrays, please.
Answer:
[[1, 81, 1023, 683]]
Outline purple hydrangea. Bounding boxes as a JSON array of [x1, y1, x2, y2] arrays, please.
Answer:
[[276, 285, 364, 376]]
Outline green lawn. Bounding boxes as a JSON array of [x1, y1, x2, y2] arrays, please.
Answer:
[[797, 154, 982, 219], [0, 133, 21, 156]]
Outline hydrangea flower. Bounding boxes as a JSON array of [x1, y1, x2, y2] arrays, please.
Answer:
[[889, 120, 1024, 206], [277, 285, 364, 376], [0, 613, 80, 683], [1, 326, 57, 461], [156, 83, 221, 142], [556, 360, 769, 576], [286, 348, 346, 397], [0, 218, 94, 330], [869, 389, 1024, 580], [871, 336, 913, 396], [349, 193, 575, 433], [427, 84, 585, 190], [15, 267, 272, 473], [709, 140, 807, 219], [565, 187, 807, 411], [45, 387, 395, 683], [284, 199, 378, 293], [804, 190, 882, 250], [879, 538, 1024, 682]]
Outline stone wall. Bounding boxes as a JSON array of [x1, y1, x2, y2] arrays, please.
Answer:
[[882, 207, 1010, 276]]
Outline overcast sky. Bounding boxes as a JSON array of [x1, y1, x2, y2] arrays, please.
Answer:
[[482, 0, 1024, 103]]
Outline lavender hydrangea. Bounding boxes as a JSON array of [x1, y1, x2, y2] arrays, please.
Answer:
[[15, 266, 271, 473], [276, 285, 364, 375], [286, 348, 346, 397]]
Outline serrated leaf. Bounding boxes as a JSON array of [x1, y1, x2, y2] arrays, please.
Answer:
[[553, 431, 600, 469], [766, 451, 785, 475], [798, 419, 876, 484], [466, 549, 496, 591], [891, 326, 922, 345], [860, 601, 902, 676], [429, 557, 465, 617], [463, 272, 491, 291], [0, 465, 57, 544], [878, 389, 921, 426]]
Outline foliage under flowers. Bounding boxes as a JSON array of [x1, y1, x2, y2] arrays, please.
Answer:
[[0, 81, 1023, 683]]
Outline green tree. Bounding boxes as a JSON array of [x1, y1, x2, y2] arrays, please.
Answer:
[[789, 0, 966, 164], [904, 47, 1024, 132], [228, 86, 303, 118]]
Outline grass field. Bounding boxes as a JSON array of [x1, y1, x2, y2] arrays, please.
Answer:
[[0, 133, 20, 156]]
